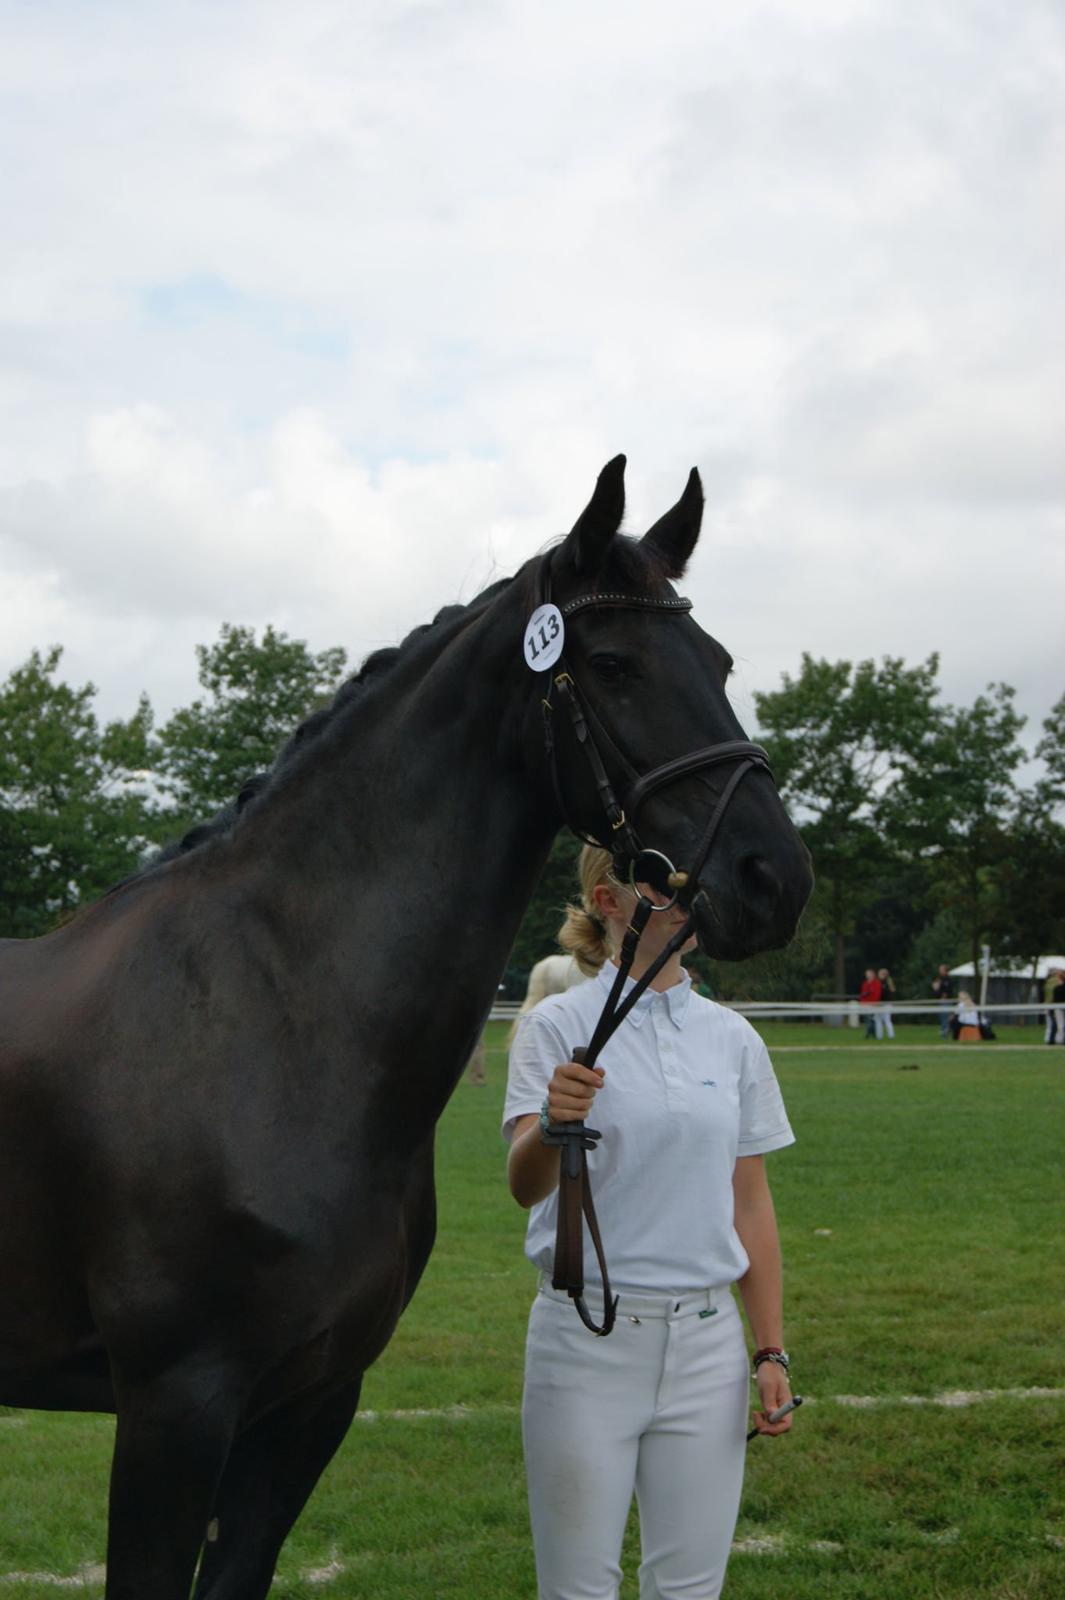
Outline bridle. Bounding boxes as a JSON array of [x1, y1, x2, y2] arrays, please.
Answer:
[[536, 552, 772, 914], [533, 552, 774, 1336]]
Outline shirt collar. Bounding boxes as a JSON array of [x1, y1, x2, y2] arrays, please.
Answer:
[[594, 963, 692, 1029]]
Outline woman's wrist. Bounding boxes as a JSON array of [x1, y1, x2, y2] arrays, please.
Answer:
[[507, 1115, 562, 1208]]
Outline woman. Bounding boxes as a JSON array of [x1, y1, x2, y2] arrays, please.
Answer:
[[503, 845, 796, 1600], [952, 989, 996, 1041], [1045, 967, 1065, 1046]]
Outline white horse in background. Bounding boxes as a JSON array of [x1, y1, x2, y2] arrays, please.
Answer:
[[518, 953, 586, 1014], [468, 955, 587, 1082]]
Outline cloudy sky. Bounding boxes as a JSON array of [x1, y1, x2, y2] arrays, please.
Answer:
[[1, 0, 1062, 762]]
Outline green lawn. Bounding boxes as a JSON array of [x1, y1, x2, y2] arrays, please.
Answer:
[[1, 1022, 1063, 1597]]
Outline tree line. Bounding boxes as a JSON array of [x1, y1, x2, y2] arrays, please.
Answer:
[[1, 629, 1062, 999]]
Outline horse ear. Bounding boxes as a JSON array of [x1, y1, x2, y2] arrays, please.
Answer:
[[559, 454, 626, 574], [641, 467, 704, 577]]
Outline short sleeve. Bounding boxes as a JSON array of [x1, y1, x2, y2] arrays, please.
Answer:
[[501, 1008, 570, 1143], [736, 1032, 794, 1156]]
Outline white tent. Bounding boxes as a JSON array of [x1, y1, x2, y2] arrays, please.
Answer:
[[950, 955, 1065, 979]]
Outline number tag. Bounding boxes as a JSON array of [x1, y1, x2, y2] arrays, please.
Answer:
[[522, 604, 565, 672]]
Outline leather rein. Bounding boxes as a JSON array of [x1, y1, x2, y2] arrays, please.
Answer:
[[534, 554, 771, 1335]]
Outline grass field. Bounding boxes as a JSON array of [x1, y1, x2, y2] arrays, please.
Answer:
[[1, 1022, 1063, 1597]]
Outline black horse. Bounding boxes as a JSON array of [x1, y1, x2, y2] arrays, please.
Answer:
[[0, 457, 812, 1598]]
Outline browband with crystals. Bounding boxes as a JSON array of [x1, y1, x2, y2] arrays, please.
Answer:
[[534, 548, 691, 619], [560, 592, 693, 618]]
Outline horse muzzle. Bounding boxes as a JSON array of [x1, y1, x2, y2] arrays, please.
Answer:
[[685, 834, 814, 959]]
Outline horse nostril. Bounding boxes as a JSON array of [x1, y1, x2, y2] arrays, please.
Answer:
[[739, 854, 782, 910]]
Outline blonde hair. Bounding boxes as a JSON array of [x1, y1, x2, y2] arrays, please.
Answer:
[[557, 844, 616, 976]]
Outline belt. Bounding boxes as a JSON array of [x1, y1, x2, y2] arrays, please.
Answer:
[[538, 1277, 731, 1322]]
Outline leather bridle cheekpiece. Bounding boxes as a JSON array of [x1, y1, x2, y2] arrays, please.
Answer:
[[534, 552, 774, 1337]]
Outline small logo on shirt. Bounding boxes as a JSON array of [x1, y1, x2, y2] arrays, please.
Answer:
[[701, 1079, 717, 1088]]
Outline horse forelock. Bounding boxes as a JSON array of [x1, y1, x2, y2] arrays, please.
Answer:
[[586, 533, 675, 596]]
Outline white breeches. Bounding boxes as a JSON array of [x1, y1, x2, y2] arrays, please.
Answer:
[[522, 1281, 749, 1600]]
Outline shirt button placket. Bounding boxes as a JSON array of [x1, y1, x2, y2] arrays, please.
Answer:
[[656, 1005, 684, 1110]]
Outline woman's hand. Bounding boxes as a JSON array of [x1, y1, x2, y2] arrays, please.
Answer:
[[546, 1059, 605, 1123], [750, 1361, 794, 1437], [506, 1061, 605, 1207]]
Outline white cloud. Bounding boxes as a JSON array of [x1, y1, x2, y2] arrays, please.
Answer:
[[0, 0, 1062, 755]]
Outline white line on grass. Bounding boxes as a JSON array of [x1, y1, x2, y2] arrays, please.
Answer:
[[0, 1558, 349, 1590], [354, 1401, 516, 1422], [2, 1517, 1062, 1587], [834, 1385, 1064, 1408], [2, 1391, 1061, 1588], [0, 1568, 106, 1589], [351, 1386, 1065, 1422], [304, 1553, 345, 1584], [729, 1530, 951, 1558], [6, 1389, 1059, 1438]]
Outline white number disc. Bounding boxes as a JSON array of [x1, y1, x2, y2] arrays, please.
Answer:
[[522, 604, 565, 671]]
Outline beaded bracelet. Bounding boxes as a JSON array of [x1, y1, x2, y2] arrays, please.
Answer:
[[753, 1347, 790, 1373]]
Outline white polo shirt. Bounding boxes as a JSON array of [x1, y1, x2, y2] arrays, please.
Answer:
[[503, 965, 794, 1293]]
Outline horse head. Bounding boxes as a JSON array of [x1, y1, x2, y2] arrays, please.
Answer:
[[525, 455, 812, 961]]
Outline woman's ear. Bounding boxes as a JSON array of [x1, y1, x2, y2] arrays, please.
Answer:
[[591, 879, 628, 925]]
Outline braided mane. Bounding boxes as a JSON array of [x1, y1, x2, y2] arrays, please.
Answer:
[[132, 532, 665, 879]]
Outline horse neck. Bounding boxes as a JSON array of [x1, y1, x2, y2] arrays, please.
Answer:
[[228, 583, 557, 1107]]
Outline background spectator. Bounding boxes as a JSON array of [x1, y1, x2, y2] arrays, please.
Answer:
[[859, 968, 882, 1038], [1046, 968, 1065, 1046], [931, 963, 955, 1039], [877, 967, 896, 1039]]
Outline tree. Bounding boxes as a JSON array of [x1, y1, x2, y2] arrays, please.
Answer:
[[754, 653, 942, 995], [154, 624, 348, 823], [989, 688, 1065, 967], [898, 904, 970, 1001], [849, 858, 934, 996], [0, 648, 162, 937], [1034, 691, 1065, 813], [893, 682, 1027, 979], [991, 802, 1065, 968]]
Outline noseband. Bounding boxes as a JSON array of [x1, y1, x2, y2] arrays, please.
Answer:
[[532, 554, 773, 1336]]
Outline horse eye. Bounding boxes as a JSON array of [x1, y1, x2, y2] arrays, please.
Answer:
[[590, 654, 627, 684]]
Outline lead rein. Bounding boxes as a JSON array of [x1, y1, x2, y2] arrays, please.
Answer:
[[542, 894, 697, 1336]]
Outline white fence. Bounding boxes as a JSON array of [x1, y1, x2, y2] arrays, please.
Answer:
[[712, 1000, 1048, 1024], [489, 999, 1050, 1025]]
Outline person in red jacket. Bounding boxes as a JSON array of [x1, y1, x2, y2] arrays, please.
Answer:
[[859, 968, 882, 1038]]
